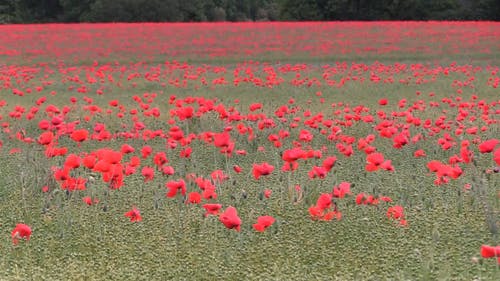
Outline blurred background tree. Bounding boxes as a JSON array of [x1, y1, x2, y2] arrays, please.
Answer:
[[0, 0, 498, 23]]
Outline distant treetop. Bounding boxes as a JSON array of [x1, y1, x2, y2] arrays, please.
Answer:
[[1, 0, 499, 23]]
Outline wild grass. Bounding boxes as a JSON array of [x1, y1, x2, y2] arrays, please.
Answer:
[[0, 23, 499, 280]]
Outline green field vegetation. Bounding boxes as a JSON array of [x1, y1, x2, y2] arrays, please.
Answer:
[[1, 40, 500, 281]]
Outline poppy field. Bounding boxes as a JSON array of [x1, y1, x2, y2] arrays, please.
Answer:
[[0, 22, 499, 280]]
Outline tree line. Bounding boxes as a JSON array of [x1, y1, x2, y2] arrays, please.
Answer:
[[0, 0, 499, 23]]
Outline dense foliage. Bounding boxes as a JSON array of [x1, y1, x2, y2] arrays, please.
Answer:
[[1, 0, 499, 23]]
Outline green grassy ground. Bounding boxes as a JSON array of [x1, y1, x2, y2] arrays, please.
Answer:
[[1, 35, 500, 281]]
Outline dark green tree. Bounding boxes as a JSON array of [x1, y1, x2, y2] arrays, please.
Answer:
[[84, 0, 183, 22], [58, 0, 92, 22], [9, 0, 62, 22], [475, 0, 500, 20], [281, 0, 322, 20], [179, 0, 207, 21], [0, 0, 15, 23], [0, 0, 499, 23]]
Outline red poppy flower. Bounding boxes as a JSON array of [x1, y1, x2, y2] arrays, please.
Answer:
[[378, 99, 388, 105], [282, 148, 306, 163], [322, 210, 342, 221], [387, 205, 406, 226], [379, 196, 393, 203], [308, 166, 327, 179], [186, 192, 202, 204], [98, 148, 122, 164], [308, 204, 341, 221], [298, 129, 313, 142], [11, 223, 32, 245], [211, 170, 229, 183], [308, 205, 323, 218], [356, 193, 381, 205], [460, 145, 473, 164], [70, 129, 89, 142], [161, 165, 175, 175], [120, 144, 135, 154], [494, 148, 500, 165], [53, 167, 70, 181], [177, 106, 194, 120], [179, 147, 192, 158], [124, 207, 142, 222], [356, 193, 366, 205], [124, 155, 138, 167], [39, 119, 51, 130], [93, 159, 113, 173], [236, 149, 247, 155], [332, 182, 351, 198], [202, 203, 222, 217], [380, 160, 394, 171], [253, 216, 275, 232], [315, 193, 333, 210], [478, 139, 499, 153], [263, 189, 272, 198], [281, 161, 297, 172], [51, 116, 63, 126], [64, 154, 81, 169], [252, 162, 274, 180], [82, 154, 97, 169], [387, 205, 404, 220], [322, 156, 337, 171], [219, 206, 241, 231], [480, 245, 500, 258], [233, 165, 242, 173], [366, 152, 393, 171], [427, 160, 443, 172], [38, 131, 54, 145], [141, 145, 152, 159], [202, 185, 218, 200], [213, 132, 231, 148], [141, 166, 154, 182], [109, 100, 119, 107], [60, 177, 87, 191], [82, 196, 94, 206], [153, 152, 168, 167], [366, 152, 384, 168], [165, 179, 186, 198], [413, 149, 426, 158], [249, 103, 263, 111], [124, 164, 136, 175], [393, 133, 409, 149]]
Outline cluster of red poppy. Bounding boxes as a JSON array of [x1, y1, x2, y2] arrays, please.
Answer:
[[481, 245, 500, 265], [11, 224, 32, 245], [0, 22, 499, 63], [3, 61, 499, 95], [3, 69, 499, 238], [1, 23, 499, 268]]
